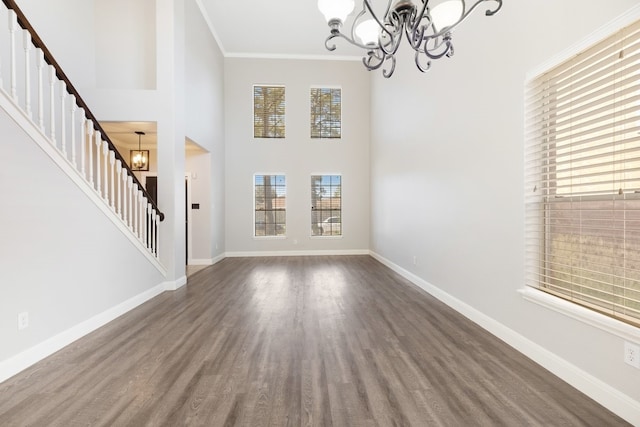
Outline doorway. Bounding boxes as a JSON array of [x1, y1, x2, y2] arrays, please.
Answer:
[[143, 174, 191, 266]]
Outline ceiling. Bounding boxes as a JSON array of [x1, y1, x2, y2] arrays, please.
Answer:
[[100, 122, 202, 151], [199, 0, 364, 59]]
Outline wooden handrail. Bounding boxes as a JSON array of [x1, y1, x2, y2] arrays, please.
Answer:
[[2, 0, 164, 221]]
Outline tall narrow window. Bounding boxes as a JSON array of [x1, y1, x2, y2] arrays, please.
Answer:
[[254, 86, 285, 138], [525, 19, 640, 326], [311, 175, 342, 236], [254, 175, 286, 237], [310, 87, 341, 138]]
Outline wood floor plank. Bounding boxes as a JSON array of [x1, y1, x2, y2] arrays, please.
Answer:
[[0, 256, 631, 426]]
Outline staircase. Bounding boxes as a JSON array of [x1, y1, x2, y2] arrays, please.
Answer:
[[0, 0, 164, 268]]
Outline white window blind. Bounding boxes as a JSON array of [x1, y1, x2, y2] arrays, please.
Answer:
[[525, 19, 640, 326], [254, 86, 285, 138], [310, 88, 342, 138]]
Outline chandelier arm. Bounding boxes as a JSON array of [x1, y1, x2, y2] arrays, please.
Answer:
[[363, 0, 395, 41], [325, 30, 381, 51], [361, 51, 396, 78], [350, 8, 369, 44], [378, 14, 405, 56], [324, 34, 338, 51], [484, 0, 503, 16], [362, 51, 385, 71], [382, 54, 396, 78], [407, 22, 426, 51], [422, 35, 453, 60], [410, 0, 431, 33], [426, 0, 502, 39], [415, 50, 432, 73]]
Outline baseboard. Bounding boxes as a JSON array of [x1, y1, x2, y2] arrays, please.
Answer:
[[225, 249, 369, 257], [369, 251, 640, 426], [0, 282, 166, 385], [188, 254, 225, 266], [189, 258, 213, 265], [163, 275, 187, 291]]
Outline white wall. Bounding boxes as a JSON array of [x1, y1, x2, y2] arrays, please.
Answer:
[[0, 105, 165, 365], [95, 0, 157, 90], [185, 147, 213, 262], [16, 0, 157, 92], [185, 0, 225, 261], [369, 0, 640, 420], [14, 0, 97, 89], [224, 58, 370, 254]]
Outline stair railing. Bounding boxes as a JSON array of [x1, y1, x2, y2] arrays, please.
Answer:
[[0, 0, 164, 260]]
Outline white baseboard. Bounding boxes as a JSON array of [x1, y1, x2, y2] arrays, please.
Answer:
[[188, 254, 225, 266], [189, 258, 213, 265], [369, 251, 640, 426], [163, 275, 187, 291], [0, 282, 166, 385], [225, 249, 369, 257]]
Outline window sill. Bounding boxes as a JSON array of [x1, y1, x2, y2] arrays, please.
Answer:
[[310, 235, 343, 240], [253, 236, 287, 240], [518, 287, 640, 343]]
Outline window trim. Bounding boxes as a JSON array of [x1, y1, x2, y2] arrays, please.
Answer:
[[519, 287, 640, 343], [522, 5, 640, 331], [309, 85, 342, 140], [253, 173, 287, 239]]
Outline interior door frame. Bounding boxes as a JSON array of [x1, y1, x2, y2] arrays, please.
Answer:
[[142, 172, 193, 265]]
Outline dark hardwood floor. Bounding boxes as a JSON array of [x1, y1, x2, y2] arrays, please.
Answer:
[[0, 256, 630, 426]]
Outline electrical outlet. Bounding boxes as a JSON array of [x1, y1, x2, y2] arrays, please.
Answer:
[[624, 341, 640, 368], [412, 256, 417, 266], [17, 312, 29, 331]]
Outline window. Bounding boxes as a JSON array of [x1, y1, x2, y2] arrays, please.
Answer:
[[311, 175, 341, 236], [254, 86, 285, 138], [310, 87, 341, 138], [254, 174, 286, 237], [525, 19, 640, 326]]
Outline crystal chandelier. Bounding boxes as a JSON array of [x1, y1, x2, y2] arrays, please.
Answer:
[[318, 0, 502, 77]]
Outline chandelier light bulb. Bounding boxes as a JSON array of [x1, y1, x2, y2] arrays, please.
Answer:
[[430, 0, 464, 31], [133, 152, 146, 169], [355, 19, 380, 46], [317, 0, 355, 23]]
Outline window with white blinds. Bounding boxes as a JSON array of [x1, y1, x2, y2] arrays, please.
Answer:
[[254, 86, 285, 138], [525, 19, 640, 326], [310, 88, 342, 139]]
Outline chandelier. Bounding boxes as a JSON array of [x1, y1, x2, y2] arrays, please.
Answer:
[[131, 131, 149, 171], [318, 0, 502, 77]]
